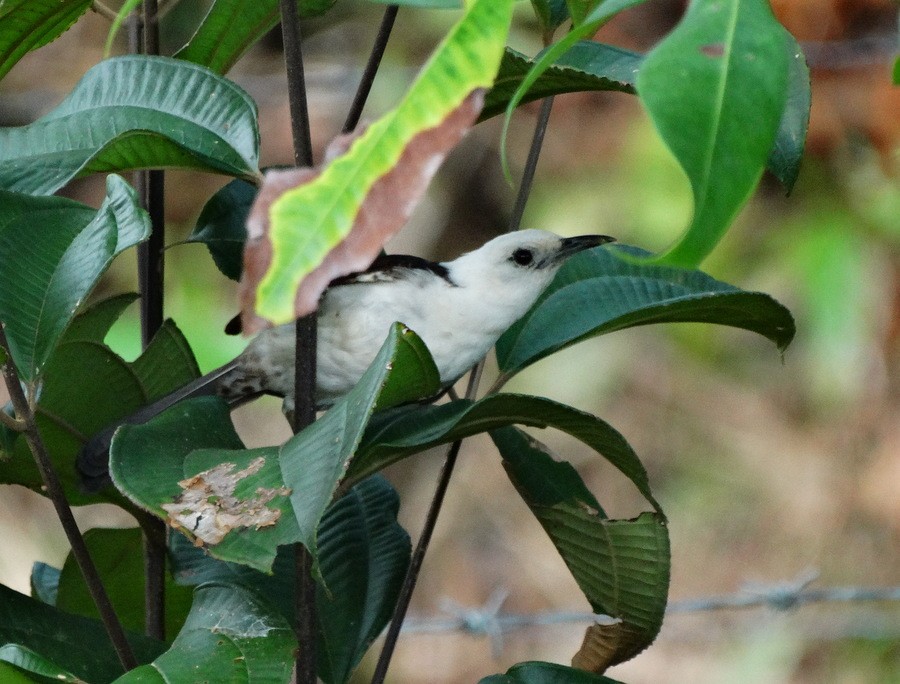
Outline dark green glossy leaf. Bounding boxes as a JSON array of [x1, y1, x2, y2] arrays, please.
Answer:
[[0, 56, 260, 195], [500, 0, 648, 175], [56, 528, 193, 638], [480, 661, 625, 684], [60, 293, 138, 345], [482, 43, 640, 121], [168, 475, 409, 683], [113, 583, 295, 683], [1, 303, 200, 507], [0, 645, 81, 683], [111, 325, 438, 573], [496, 245, 795, 377], [495, 427, 668, 670], [0, 583, 165, 683], [348, 393, 661, 513], [0, 176, 149, 382], [174, 0, 336, 75], [187, 179, 256, 280], [767, 29, 810, 194], [529, 0, 570, 33], [280, 324, 440, 570], [636, 0, 788, 266], [0, 0, 91, 82], [531, 0, 569, 37], [316, 475, 410, 684]]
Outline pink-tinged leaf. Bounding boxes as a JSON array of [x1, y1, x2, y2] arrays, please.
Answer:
[[239, 91, 485, 333]]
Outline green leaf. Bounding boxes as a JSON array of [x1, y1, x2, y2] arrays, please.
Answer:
[[0, 56, 260, 195], [495, 244, 795, 377], [500, 0, 648, 177], [481, 43, 640, 121], [480, 661, 625, 683], [186, 179, 256, 281], [280, 324, 440, 570], [111, 325, 438, 573], [347, 393, 661, 514], [766, 29, 810, 194], [0, 583, 165, 683], [174, 0, 337, 74], [0, 645, 81, 683], [168, 475, 408, 683], [60, 293, 138, 345], [368, 0, 461, 6], [55, 528, 193, 638], [636, 0, 789, 267], [495, 427, 669, 669], [316, 476, 411, 684], [529, 1, 570, 34], [1, 310, 200, 506], [113, 583, 295, 684], [103, 0, 142, 58], [254, 0, 514, 324], [0, 0, 91, 82], [0, 176, 149, 382]]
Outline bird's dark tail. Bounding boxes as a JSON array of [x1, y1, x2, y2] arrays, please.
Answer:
[[77, 360, 247, 493]]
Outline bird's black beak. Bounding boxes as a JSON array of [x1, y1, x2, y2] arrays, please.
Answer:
[[554, 234, 615, 262]]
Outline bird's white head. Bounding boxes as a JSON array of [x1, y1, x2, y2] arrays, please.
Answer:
[[442, 229, 614, 337], [447, 228, 614, 295]]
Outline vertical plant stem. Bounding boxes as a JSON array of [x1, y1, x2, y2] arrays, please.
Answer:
[[508, 95, 554, 232], [0, 327, 138, 672], [278, 1, 317, 681], [370, 363, 484, 684], [132, 0, 167, 642], [341, 5, 399, 134], [370, 95, 557, 684]]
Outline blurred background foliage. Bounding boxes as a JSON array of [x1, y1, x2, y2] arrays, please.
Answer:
[[0, 0, 897, 681]]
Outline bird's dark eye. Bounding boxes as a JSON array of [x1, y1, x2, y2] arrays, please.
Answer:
[[511, 248, 534, 266]]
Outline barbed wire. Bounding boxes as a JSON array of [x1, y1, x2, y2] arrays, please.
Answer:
[[401, 571, 900, 656]]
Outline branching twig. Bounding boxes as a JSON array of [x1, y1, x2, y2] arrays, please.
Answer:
[[91, 1, 119, 22], [0, 326, 138, 671]]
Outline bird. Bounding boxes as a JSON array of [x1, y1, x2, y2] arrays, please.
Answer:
[[77, 229, 614, 491]]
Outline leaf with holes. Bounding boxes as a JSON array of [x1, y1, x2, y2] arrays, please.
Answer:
[[168, 474, 409, 684], [0, 56, 260, 195], [110, 325, 438, 573]]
